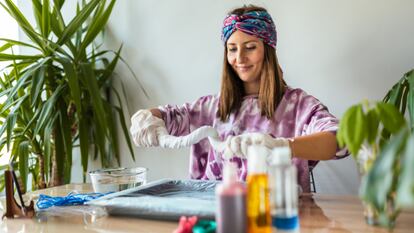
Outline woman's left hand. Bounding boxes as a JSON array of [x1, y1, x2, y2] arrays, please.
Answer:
[[222, 133, 289, 159]]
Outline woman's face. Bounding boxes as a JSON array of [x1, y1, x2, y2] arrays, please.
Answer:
[[226, 30, 265, 87]]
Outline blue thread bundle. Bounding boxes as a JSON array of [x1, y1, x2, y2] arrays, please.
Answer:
[[36, 192, 110, 209]]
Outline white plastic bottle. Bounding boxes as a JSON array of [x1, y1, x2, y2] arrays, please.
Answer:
[[215, 162, 247, 233], [268, 147, 299, 233]]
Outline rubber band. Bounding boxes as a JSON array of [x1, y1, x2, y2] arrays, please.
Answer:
[[36, 192, 111, 209]]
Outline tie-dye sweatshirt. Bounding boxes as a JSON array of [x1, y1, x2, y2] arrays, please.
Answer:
[[158, 86, 348, 192]]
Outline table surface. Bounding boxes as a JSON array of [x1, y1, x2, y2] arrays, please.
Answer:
[[0, 183, 413, 233]]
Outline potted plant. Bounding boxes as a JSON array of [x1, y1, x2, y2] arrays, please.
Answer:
[[0, 0, 143, 191], [337, 69, 414, 228]]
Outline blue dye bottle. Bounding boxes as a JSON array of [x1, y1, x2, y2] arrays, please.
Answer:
[[268, 147, 300, 233]]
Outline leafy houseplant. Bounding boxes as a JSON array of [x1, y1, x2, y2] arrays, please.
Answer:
[[0, 0, 140, 191], [337, 69, 414, 228]]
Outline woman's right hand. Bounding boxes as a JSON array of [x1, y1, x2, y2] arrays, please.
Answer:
[[130, 109, 168, 147]]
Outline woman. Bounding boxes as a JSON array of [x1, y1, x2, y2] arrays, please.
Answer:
[[130, 5, 348, 192]]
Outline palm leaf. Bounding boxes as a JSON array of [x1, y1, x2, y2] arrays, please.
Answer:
[[58, 57, 82, 115], [79, 64, 108, 138], [78, 0, 115, 54], [30, 65, 45, 107], [0, 53, 43, 61], [111, 87, 135, 161], [41, 0, 51, 38], [58, 101, 72, 184], [78, 115, 89, 176], [18, 141, 30, 192], [34, 84, 66, 136], [56, 0, 100, 46], [0, 38, 40, 50], [1, 0, 45, 50]]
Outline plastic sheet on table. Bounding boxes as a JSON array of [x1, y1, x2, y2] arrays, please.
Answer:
[[87, 179, 218, 221], [36, 205, 108, 224]]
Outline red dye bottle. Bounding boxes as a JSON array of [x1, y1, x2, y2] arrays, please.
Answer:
[[216, 162, 247, 233]]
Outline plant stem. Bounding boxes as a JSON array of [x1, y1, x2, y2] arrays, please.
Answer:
[[50, 143, 62, 187], [37, 153, 46, 189]]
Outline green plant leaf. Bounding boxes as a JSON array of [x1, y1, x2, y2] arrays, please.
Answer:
[[54, 117, 65, 182], [42, 0, 51, 38], [18, 141, 30, 193], [32, 0, 43, 35], [58, 57, 82, 115], [103, 101, 119, 165], [406, 70, 414, 130], [30, 65, 45, 107], [1, 0, 45, 50], [6, 113, 18, 151], [4, 57, 51, 102], [0, 43, 13, 53], [79, 64, 108, 138], [101, 46, 122, 83], [366, 108, 379, 144], [0, 93, 28, 116], [58, 101, 72, 184], [43, 112, 59, 184], [396, 132, 414, 206], [0, 53, 43, 61], [342, 104, 367, 156], [53, 0, 64, 10], [56, 0, 100, 46], [0, 38, 40, 51], [387, 82, 403, 109], [360, 128, 409, 209], [50, 1, 65, 37], [78, 116, 89, 176], [376, 102, 406, 134], [114, 104, 135, 161], [111, 86, 134, 158], [34, 84, 65, 136], [337, 105, 353, 150], [78, 0, 115, 55]]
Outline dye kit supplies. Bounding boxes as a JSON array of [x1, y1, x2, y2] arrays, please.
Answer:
[[268, 147, 300, 232], [215, 162, 247, 233]]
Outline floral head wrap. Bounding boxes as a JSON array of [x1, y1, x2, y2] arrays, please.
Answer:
[[221, 10, 277, 48]]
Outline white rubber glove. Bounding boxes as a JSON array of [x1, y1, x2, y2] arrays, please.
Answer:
[[130, 109, 168, 147], [223, 132, 289, 159], [158, 125, 220, 149], [130, 110, 225, 150]]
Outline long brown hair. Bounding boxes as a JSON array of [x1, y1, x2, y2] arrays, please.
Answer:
[[218, 5, 286, 121]]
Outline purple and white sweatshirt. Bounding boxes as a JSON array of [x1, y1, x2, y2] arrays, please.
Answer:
[[158, 86, 348, 192]]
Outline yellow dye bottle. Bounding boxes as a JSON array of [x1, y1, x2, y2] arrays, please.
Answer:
[[247, 145, 271, 233]]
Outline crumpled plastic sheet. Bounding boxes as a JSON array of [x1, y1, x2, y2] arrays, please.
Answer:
[[87, 179, 218, 221], [35, 205, 108, 224]]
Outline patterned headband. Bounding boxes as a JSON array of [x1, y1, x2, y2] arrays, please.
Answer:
[[221, 11, 277, 48]]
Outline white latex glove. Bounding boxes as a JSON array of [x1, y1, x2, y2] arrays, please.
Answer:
[[158, 125, 220, 149], [130, 109, 168, 147], [223, 132, 289, 159]]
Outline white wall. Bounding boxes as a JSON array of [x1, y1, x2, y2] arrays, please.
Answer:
[[103, 0, 414, 195]]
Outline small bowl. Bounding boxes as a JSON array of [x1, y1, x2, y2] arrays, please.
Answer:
[[89, 167, 147, 193]]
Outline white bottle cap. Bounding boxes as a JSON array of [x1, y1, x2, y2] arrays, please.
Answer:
[[269, 147, 291, 165], [223, 162, 238, 184], [247, 145, 268, 174]]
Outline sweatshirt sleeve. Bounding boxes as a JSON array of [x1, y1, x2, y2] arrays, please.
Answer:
[[296, 93, 349, 159], [157, 95, 218, 137]]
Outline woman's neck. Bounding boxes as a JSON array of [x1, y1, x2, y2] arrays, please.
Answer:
[[243, 81, 260, 95]]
